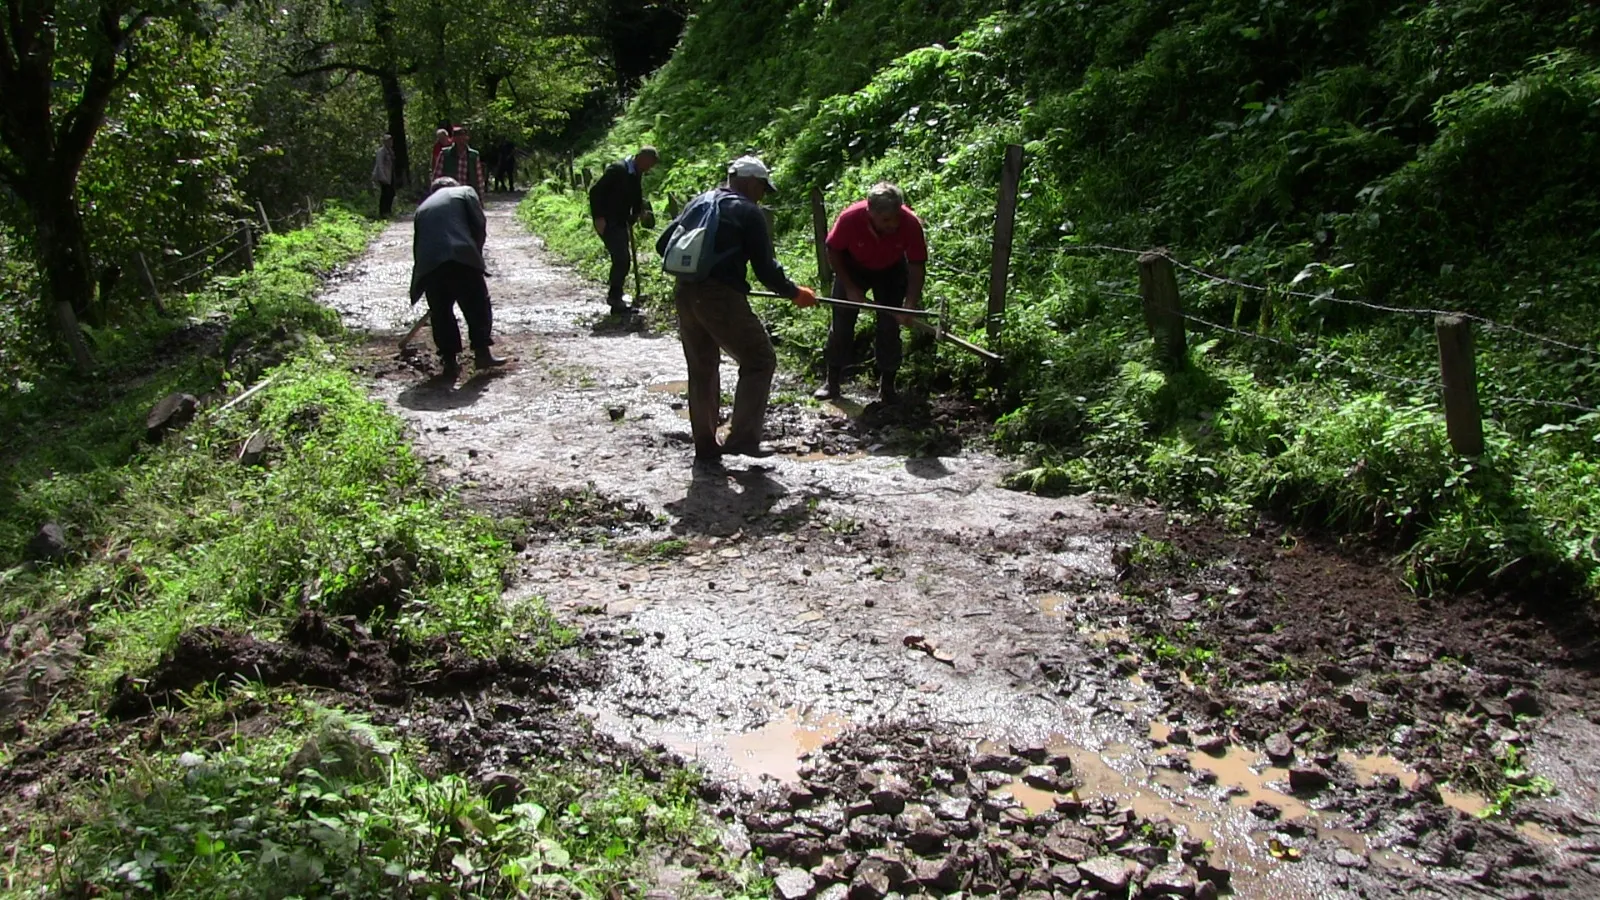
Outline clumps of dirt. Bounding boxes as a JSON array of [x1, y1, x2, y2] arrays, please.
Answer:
[[726, 723, 1223, 899], [104, 611, 577, 719], [761, 392, 990, 461], [517, 484, 660, 538], [105, 612, 406, 717], [1102, 520, 1600, 798]]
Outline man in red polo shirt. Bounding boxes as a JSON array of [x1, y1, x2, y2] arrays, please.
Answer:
[[815, 182, 928, 403]]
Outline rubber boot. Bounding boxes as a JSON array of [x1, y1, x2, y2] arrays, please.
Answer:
[[813, 367, 842, 401], [440, 353, 460, 376], [879, 375, 898, 404], [474, 348, 510, 369]]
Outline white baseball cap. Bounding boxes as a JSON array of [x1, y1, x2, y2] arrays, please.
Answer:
[[727, 155, 778, 194]]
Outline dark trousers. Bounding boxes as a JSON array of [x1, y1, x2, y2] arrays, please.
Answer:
[[378, 182, 395, 218], [601, 223, 631, 309], [675, 279, 777, 459], [422, 261, 493, 357], [826, 258, 908, 376]]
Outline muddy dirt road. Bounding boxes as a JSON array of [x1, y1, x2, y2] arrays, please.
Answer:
[[325, 199, 1600, 899]]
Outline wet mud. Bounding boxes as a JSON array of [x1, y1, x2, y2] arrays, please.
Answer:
[[308, 200, 1600, 897]]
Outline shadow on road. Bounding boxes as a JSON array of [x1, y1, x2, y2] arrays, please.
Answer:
[[665, 465, 836, 538], [396, 369, 505, 411]]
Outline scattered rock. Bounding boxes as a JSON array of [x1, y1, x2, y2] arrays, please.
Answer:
[[868, 774, 910, 815], [24, 523, 67, 563], [1022, 764, 1069, 792], [1144, 863, 1197, 898], [1334, 849, 1369, 870], [775, 868, 817, 900], [1506, 688, 1542, 718], [847, 865, 889, 900], [1043, 836, 1094, 863], [478, 771, 525, 811], [1288, 764, 1331, 793], [1264, 732, 1294, 762], [1316, 662, 1354, 684], [1077, 855, 1142, 892], [238, 431, 270, 466], [283, 723, 388, 783], [934, 796, 973, 821], [973, 752, 1026, 774], [913, 856, 960, 891], [1196, 734, 1228, 755], [146, 391, 199, 442]]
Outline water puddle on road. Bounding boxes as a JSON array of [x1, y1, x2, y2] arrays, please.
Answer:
[[1036, 593, 1070, 617], [646, 379, 689, 395], [721, 708, 850, 784], [1340, 751, 1490, 818]]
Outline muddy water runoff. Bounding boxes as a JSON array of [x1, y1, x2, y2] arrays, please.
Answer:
[[324, 201, 1569, 899]]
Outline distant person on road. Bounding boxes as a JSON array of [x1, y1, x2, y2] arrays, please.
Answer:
[[589, 146, 658, 317], [656, 156, 816, 473], [494, 139, 516, 192], [371, 134, 396, 218], [430, 127, 451, 177], [410, 177, 508, 375], [814, 182, 928, 404], [433, 126, 486, 198]]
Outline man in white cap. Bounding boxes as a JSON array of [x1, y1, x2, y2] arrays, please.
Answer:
[[656, 155, 816, 472]]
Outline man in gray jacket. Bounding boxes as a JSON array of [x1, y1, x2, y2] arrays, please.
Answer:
[[410, 177, 508, 374]]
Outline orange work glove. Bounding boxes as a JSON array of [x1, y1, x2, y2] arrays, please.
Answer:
[[792, 286, 818, 308]]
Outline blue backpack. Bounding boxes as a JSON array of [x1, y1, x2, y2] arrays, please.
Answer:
[[660, 189, 739, 281]]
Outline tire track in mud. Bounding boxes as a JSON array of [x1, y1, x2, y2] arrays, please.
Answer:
[[324, 200, 1597, 900]]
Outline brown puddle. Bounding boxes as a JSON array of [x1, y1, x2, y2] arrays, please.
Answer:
[[646, 379, 689, 395], [1036, 593, 1070, 617], [1340, 751, 1491, 818], [721, 708, 849, 784]]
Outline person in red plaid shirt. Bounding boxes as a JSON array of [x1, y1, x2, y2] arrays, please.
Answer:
[[432, 126, 486, 198]]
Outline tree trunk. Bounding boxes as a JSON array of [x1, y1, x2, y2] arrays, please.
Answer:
[[380, 73, 409, 188], [372, 0, 409, 187], [34, 194, 96, 371]]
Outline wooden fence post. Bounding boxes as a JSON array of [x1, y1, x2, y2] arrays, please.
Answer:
[[135, 251, 166, 315], [240, 225, 255, 273], [987, 143, 1025, 362], [811, 187, 833, 290], [1137, 251, 1187, 366], [256, 200, 273, 234], [1435, 315, 1484, 456]]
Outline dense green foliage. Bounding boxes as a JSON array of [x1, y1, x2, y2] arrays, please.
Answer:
[[3, 701, 746, 899], [534, 0, 1600, 594]]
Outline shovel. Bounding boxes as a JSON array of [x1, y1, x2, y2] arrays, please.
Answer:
[[628, 224, 652, 309], [748, 291, 938, 317]]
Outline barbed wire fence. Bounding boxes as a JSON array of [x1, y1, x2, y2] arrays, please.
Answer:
[[783, 145, 1598, 452], [134, 201, 319, 313]]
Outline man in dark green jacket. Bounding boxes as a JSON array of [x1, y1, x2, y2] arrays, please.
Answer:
[[588, 146, 658, 316]]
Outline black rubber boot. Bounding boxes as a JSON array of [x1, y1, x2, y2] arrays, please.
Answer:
[[813, 367, 842, 400], [474, 348, 510, 368], [879, 376, 898, 404], [440, 353, 460, 376]]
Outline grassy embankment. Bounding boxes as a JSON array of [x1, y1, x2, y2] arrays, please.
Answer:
[[522, 0, 1600, 598], [0, 209, 760, 898]]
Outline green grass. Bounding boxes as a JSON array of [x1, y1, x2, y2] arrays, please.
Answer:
[[0, 697, 756, 900]]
